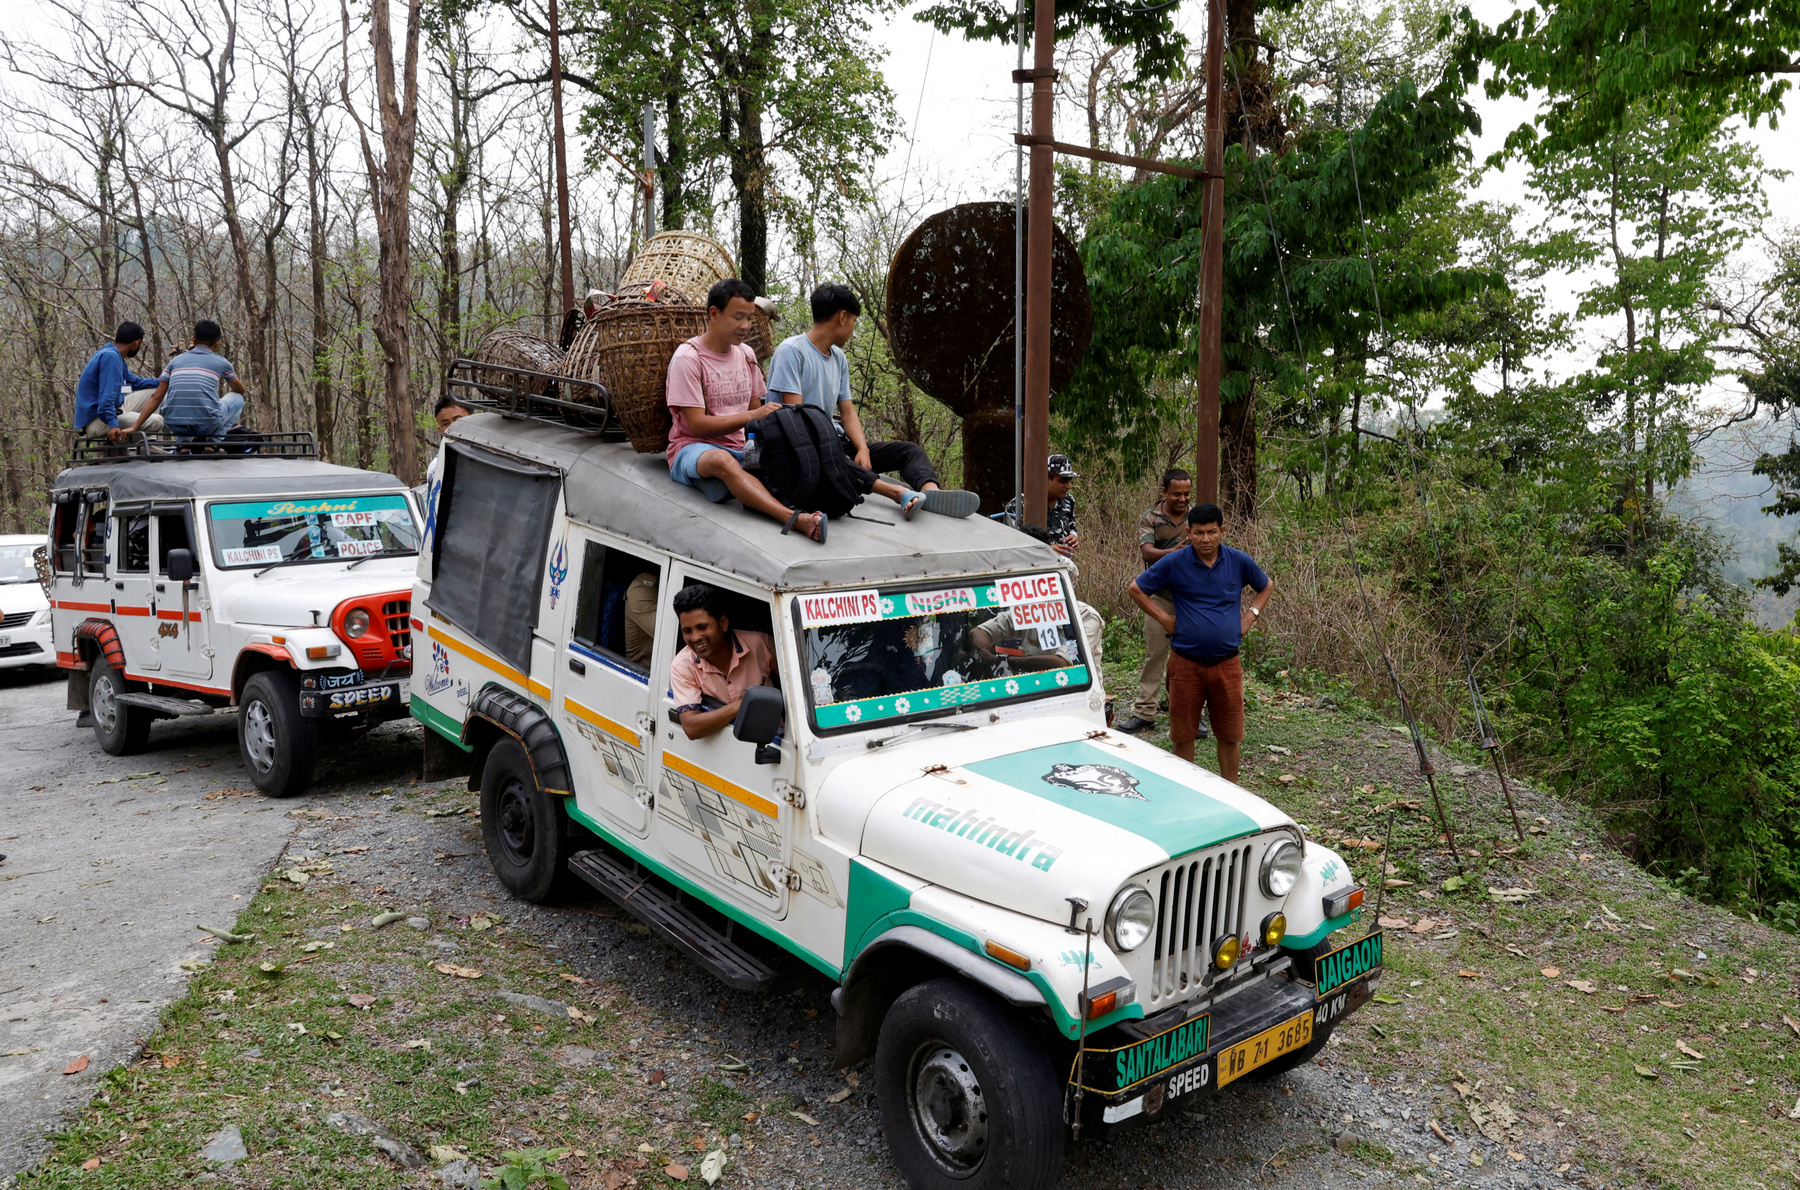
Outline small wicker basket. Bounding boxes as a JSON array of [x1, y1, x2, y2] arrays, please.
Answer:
[[591, 300, 709, 453], [619, 231, 737, 300]]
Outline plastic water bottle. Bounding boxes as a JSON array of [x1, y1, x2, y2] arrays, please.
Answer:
[[743, 422, 761, 470]]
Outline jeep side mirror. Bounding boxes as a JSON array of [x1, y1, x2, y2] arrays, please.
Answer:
[[167, 548, 196, 583], [732, 685, 784, 748]]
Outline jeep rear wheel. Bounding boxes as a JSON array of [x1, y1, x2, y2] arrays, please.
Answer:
[[875, 978, 1063, 1190], [238, 670, 316, 797], [479, 737, 571, 903], [90, 659, 151, 755]]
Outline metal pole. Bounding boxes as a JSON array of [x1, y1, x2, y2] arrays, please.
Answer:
[[1194, 0, 1224, 506], [1023, 0, 1056, 525], [642, 103, 657, 244], [547, 0, 576, 313], [1014, 0, 1025, 511]]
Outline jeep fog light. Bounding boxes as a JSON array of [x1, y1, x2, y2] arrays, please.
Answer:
[[344, 608, 371, 638], [1106, 886, 1156, 953], [1261, 912, 1287, 947], [1212, 933, 1240, 971], [1260, 839, 1303, 898]]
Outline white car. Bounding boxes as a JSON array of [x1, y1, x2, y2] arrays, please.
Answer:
[[0, 533, 55, 670], [48, 435, 422, 795], [413, 399, 1382, 1190]]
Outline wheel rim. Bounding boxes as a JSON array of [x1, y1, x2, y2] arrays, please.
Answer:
[[92, 671, 118, 734], [243, 698, 277, 772], [494, 775, 536, 867], [907, 1043, 988, 1176]]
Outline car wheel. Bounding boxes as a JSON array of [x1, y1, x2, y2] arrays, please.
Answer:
[[479, 736, 570, 903], [238, 670, 317, 797], [89, 659, 151, 755], [875, 977, 1064, 1190]]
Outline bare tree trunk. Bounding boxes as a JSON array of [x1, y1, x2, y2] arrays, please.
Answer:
[[343, 0, 424, 485]]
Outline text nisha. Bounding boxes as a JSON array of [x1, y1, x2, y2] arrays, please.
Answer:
[[900, 796, 1065, 872]]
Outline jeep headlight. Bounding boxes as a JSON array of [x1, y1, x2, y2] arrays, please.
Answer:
[[1260, 839, 1303, 898], [1105, 885, 1156, 953], [344, 608, 371, 638]]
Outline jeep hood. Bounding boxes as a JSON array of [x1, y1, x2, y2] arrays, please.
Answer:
[[214, 560, 417, 628], [821, 720, 1293, 926]]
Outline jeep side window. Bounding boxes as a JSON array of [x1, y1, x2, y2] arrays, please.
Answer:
[[571, 542, 660, 675], [155, 512, 192, 574], [52, 503, 78, 574], [80, 503, 107, 576], [117, 514, 150, 573]]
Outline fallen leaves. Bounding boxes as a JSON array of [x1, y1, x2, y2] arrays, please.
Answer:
[[62, 1055, 89, 1075], [1428, 1120, 1451, 1143], [1784, 1014, 1800, 1038], [467, 914, 499, 932], [434, 963, 482, 979], [370, 911, 406, 928], [1633, 1064, 1659, 1079], [81, 1158, 100, 1170], [1456, 969, 1481, 979], [403, 1039, 431, 1051], [1487, 887, 1536, 903], [665, 1164, 689, 1181], [1383, 879, 1413, 889], [1440, 875, 1468, 892], [1540, 967, 1561, 979], [790, 1111, 820, 1126], [1377, 915, 1411, 929], [826, 1087, 854, 1104], [1565, 980, 1598, 995], [298, 941, 334, 953], [1277, 773, 1297, 785], [699, 1149, 726, 1185], [1676, 1040, 1706, 1060]]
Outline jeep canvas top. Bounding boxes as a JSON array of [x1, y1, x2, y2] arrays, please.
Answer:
[[416, 412, 1381, 1190], [49, 435, 422, 796]]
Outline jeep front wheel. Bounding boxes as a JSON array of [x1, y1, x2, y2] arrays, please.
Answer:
[[238, 670, 317, 797], [875, 978, 1064, 1190], [90, 659, 152, 755]]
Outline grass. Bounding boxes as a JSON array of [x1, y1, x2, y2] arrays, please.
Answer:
[[1103, 619, 1800, 1188]]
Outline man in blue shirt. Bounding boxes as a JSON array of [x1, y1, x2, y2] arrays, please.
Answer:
[[764, 284, 978, 518], [147, 319, 246, 440], [74, 321, 164, 441], [1129, 501, 1274, 779]]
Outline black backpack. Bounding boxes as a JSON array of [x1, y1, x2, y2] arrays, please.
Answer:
[[748, 404, 864, 518]]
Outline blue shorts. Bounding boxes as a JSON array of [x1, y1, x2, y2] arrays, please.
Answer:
[[668, 442, 741, 504]]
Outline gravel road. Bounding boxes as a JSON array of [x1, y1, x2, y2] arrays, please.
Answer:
[[3, 670, 1600, 1189]]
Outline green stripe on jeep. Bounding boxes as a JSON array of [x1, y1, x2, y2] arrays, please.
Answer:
[[1280, 908, 1361, 950], [963, 741, 1260, 858], [843, 859, 915, 964], [410, 694, 472, 751]]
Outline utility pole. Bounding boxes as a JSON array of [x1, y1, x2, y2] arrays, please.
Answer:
[[1020, 0, 1056, 525], [1194, 0, 1225, 505], [547, 0, 576, 313], [642, 103, 657, 243]]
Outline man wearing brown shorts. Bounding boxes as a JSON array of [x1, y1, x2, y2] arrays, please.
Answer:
[[1127, 502, 1273, 781]]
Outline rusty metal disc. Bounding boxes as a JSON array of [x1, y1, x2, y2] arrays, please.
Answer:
[[886, 201, 1092, 418]]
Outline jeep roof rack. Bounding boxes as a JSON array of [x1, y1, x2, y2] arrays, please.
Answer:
[[445, 358, 622, 438], [68, 431, 319, 467]]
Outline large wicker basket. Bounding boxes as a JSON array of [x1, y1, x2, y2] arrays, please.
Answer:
[[469, 327, 565, 397], [619, 231, 736, 300], [592, 300, 709, 453], [558, 319, 613, 428]]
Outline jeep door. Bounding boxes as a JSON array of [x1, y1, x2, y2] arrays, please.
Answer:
[[157, 506, 212, 683], [553, 529, 659, 835], [647, 570, 794, 920], [111, 506, 157, 670]]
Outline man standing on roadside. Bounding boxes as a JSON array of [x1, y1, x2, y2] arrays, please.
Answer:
[[74, 321, 164, 440], [1116, 469, 1196, 737], [1128, 502, 1272, 782]]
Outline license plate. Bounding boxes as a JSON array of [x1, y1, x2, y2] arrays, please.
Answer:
[[1216, 1010, 1313, 1087], [1315, 930, 1384, 995], [318, 670, 366, 690], [328, 684, 393, 709], [0, 635, 10, 649]]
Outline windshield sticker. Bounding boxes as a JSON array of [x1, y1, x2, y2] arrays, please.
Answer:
[[902, 587, 978, 616], [995, 573, 1064, 609], [221, 545, 283, 566], [900, 795, 1065, 872], [1010, 599, 1070, 629], [798, 589, 882, 627], [547, 537, 569, 610], [813, 664, 1089, 729], [1043, 762, 1147, 801], [331, 510, 379, 528], [336, 538, 383, 558]]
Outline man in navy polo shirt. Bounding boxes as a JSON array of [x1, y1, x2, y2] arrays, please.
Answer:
[[1128, 502, 1273, 780]]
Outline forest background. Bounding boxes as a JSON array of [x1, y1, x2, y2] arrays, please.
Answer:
[[5, 0, 1800, 927]]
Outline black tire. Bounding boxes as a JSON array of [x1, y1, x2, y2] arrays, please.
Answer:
[[238, 670, 317, 797], [479, 736, 571, 903], [89, 659, 152, 755], [875, 978, 1064, 1190]]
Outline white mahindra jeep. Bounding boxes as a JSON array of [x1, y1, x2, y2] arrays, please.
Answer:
[[413, 407, 1384, 1190], [48, 435, 422, 796]]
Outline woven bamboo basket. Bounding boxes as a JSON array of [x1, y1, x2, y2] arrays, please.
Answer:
[[619, 231, 736, 300], [557, 319, 615, 428], [592, 300, 709, 452], [469, 327, 565, 397]]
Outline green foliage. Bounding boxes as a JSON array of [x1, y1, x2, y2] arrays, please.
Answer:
[[483, 1148, 572, 1190], [917, 0, 1186, 81], [1753, 435, 1800, 597]]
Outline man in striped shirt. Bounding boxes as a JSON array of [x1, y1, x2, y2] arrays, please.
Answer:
[[146, 320, 246, 439]]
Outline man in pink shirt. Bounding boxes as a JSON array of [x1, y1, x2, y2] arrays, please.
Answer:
[[666, 279, 825, 542], [669, 583, 780, 740]]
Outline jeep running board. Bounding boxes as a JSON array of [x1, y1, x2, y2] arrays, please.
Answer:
[[116, 692, 215, 717], [567, 849, 780, 991]]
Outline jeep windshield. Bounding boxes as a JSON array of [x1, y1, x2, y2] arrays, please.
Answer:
[[206, 494, 420, 569], [0, 544, 36, 584], [798, 573, 1091, 733]]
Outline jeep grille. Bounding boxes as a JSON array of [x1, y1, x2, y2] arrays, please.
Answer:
[[1142, 838, 1265, 1006], [384, 599, 410, 654]]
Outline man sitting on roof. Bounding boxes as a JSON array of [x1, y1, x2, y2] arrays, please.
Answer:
[[665, 280, 826, 542], [75, 321, 165, 441], [147, 320, 247, 441], [669, 582, 779, 741]]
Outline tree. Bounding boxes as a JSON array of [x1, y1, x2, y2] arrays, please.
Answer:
[[342, 0, 425, 485]]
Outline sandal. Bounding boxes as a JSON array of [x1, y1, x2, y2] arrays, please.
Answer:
[[921, 488, 981, 519], [780, 509, 828, 543], [899, 490, 926, 520]]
